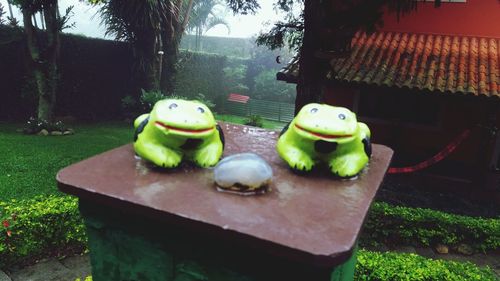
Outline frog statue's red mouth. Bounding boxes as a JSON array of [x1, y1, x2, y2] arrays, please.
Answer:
[[295, 124, 352, 139], [155, 121, 214, 134]]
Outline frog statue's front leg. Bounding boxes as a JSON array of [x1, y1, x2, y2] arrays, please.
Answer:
[[192, 133, 224, 168], [277, 136, 315, 172], [328, 141, 369, 178], [135, 140, 183, 168]]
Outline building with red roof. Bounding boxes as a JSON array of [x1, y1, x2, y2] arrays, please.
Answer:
[[279, 0, 500, 198]]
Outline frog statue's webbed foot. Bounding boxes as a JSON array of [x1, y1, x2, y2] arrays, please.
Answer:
[[193, 142, 223, 168], [135, 141, 183, 168], [329, 153, 368, 178], [281, 147, 315, 172]]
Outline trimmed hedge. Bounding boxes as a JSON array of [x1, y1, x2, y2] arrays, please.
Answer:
[[362, 202, 500, 252], [355, 250, 498, 281], [1, 196, 499, 272], [0, 196, 86, 267], [175, 51, 227, 105], [0, 26, 229, 121]]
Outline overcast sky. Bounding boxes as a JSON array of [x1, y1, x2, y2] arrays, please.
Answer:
[[1, 0, 291, 39]]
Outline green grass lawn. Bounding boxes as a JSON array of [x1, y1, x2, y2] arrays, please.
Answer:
[[0, 122, 133, 201], [0, 116, 285, 201]]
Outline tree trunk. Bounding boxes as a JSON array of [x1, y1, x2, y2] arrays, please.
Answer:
[[160, 33, 180, 95], [22, 1, 61, 122], [295, 0, 325, 115], [137, 30, 161, 93], [159, 0, 193, 95], [41, 1, 60, 121]]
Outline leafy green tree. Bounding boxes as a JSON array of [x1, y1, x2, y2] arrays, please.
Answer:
[[9, 0, 73, 121], [223, 64, 248, 94], [244, 41, 293, 93], [225, 0, 440, 113], [253, 69, 295, 103]]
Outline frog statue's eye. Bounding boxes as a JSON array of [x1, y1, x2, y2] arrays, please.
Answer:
[[338, 113, 346, 120], [310, 108, 318, 114], [197, 107, 205, 114], [169, 103, 178, 110]]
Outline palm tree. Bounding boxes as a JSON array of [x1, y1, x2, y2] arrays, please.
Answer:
[[99, 0, 172, 92], [0, 3, 5, 24], [187, 0, 229, 51], [98, 0, 195, 94]]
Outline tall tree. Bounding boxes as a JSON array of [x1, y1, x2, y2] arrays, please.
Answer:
[[9, 0, 72, 121], [226, 0, 440, 114]]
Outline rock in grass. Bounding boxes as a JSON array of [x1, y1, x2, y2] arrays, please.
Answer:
[[38, 129, 49, 136], [214, 153, 273, 195], [435, 244, 449, 254], [63, 130, 74, 135], [50, 131, 63, 136]]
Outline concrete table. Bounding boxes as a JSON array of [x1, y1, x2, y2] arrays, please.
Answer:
[[57, 123, 393, 281]]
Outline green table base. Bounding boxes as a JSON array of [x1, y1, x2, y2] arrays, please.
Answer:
[[80, 200, 357, 281]]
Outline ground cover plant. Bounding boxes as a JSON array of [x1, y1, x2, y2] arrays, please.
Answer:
[[355, 250, 498, 281], [75, 250, 500, 281], [1, 195, 498, 269]]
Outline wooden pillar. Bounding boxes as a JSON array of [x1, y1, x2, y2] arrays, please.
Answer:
[[482, 101, 500, 195]]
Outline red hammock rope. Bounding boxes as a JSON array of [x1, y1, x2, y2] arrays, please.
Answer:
[[387, 128, 472, 174]]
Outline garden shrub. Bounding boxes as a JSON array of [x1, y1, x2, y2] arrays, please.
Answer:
[[356, 250, 498, 281], [22, 117, 70, 134], [0, 196, 86, 267], [139, 89, 167, 111], [244, 115, 264, 127], [362, 202, 500, 252]]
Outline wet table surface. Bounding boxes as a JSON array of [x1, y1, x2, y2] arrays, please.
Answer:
[[57, 122, 393, 267]]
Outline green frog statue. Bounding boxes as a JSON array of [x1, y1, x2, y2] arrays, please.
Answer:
[[133, 99, 224, 168], [276, 103, 371, 178]]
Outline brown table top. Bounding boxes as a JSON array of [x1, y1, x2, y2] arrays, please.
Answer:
[[57, 122, 393, 267]]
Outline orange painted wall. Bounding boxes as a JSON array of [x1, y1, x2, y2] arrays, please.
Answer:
[[381, 0, 500, 37]]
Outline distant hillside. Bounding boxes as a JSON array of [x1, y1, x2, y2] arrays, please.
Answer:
[[180, 34, 254, 58]]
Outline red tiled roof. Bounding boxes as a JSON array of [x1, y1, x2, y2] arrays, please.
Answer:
[[329, 31, 500, 98], [227, 93, 250, 103]]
